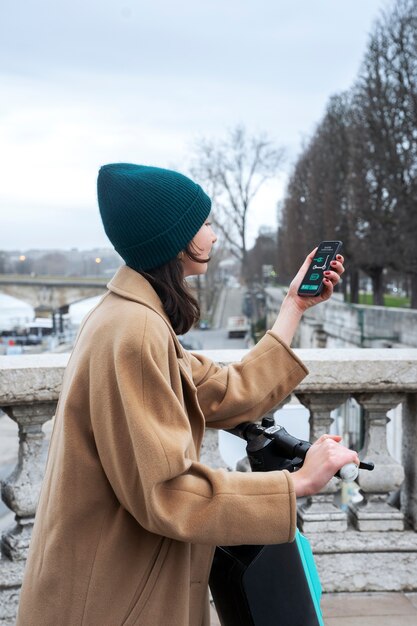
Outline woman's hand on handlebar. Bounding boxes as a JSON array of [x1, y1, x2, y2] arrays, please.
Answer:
[[291, 434, 360, 498]]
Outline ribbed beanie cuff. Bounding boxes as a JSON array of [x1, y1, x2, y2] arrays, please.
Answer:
[[97, 163, 211, 271]]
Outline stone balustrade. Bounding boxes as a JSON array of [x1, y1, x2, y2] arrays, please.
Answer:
[[265, 287, 417, 348], [1, 349, 417, 623]]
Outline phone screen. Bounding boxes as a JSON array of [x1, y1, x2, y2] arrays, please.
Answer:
[[297, 241, 342, 297]]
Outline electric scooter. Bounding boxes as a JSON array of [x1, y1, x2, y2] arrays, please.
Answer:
[[209, 416, 374, 626]]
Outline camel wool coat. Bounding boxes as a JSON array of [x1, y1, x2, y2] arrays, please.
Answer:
[[17, 266, 308, 626]]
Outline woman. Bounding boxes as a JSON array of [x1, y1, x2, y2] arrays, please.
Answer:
[[17, 164, 358, 626]]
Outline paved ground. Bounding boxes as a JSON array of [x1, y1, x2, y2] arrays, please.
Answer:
[[210, 592, 417, 625]]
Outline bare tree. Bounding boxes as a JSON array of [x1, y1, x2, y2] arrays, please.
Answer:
[[278, 94, 352, 295], [383, 0, 417, 306], [245, 228, 278, 285], [190, 126, 285, 278], [279, 0, 417, 308], [277, 150, 314, 282], [347, 0, 417, 306]]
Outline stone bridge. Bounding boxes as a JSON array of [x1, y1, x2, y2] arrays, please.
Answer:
[[0, 276, 108, 315]]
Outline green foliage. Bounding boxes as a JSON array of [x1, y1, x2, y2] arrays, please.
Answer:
[[357, 294, 410, 308]]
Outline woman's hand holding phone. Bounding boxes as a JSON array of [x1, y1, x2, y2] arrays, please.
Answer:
[[271, 242, 345, 346], [286, 243, 345, 314]]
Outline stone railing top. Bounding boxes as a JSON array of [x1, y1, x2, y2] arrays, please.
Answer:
[[297, 348, 417, 392], [201, 348, 417, 393], [0, 353, 68, 406], [1, 348, 417, 406]]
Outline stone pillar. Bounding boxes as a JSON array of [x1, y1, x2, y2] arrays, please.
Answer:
[[1, 402, 55, 561], [200, 428, 227, 469], [312, 325, 327, 348], [350, 392, 405, 531], [401, 393, 417, 530], [295, 393, 349, 532]]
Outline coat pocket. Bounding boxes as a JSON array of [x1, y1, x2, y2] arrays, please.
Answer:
[[122, 537, 171, 625]]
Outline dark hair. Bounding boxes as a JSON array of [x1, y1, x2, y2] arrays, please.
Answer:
[[140, 242, 209, 335]]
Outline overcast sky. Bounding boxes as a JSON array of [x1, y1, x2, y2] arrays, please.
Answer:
[[0, 0, 391, 252]]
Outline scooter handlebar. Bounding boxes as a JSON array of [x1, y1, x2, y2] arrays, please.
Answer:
[[228, 421, 374, 481]]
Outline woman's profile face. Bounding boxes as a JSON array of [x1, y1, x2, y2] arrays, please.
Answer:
[[182, 220, 217, 277]]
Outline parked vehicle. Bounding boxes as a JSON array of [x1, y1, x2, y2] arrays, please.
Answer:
[[227, 316, 250, 339]]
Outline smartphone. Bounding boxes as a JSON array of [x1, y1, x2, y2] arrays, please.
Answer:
[[297, 241, 343, 297]]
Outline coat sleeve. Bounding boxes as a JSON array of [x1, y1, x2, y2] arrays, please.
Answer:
[[190, 330, 308, 429], [89, 311, 299, 547]]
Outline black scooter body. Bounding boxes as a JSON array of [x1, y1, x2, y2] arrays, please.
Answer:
[[209, 420, 323, 626], [209, 539, 321, 626]]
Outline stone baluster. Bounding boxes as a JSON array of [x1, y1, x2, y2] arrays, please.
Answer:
[[295, 393, 349, 532], [312, 324, 327, 348], [200, 428, 228, 469], [349, 392, 405, 531], [1, 402, 56, 561], [401, 393, 417, 530]]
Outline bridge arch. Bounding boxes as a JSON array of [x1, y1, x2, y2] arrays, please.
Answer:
[[0, 277, 108, 315]]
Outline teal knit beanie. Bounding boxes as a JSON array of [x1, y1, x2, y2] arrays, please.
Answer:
[[97, 163, 211, 271]]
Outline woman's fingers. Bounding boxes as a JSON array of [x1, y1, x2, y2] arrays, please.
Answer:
[[292, 434, 360, 497], [317, 434, 342, 443], [315, 435, 360, 466], [287, 249, 346, 310], [295, 247, 318, 280]]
